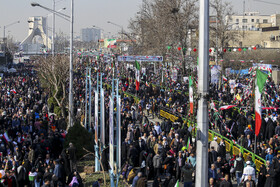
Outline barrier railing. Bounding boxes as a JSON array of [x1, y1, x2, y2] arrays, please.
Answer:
[[209, 130, 266, 171], [105, 79, 266, 171]]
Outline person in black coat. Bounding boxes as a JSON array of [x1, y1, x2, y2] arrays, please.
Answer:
[[174, 151, 185, 181], [209, 146, 218, 165], [219, 174, 232, 187], [266, 119, 275, 140], [127, 144, 138, 167], [257, 164, 266, 187], [162, 152, 174, 175], [264, 162, 278, 187], [67, 143, 77, 173], [121, 139, 129, 165], [145, 153, 154, 180]]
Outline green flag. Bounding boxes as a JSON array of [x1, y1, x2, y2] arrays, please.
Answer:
[[256, 69, 268, 93]]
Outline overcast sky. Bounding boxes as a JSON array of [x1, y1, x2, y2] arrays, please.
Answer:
[[0, 0, 279, 42]]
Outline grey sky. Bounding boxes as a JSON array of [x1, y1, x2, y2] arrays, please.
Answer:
[[0, 0, 279, 42]]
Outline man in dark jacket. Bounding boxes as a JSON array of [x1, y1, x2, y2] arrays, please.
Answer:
[[181, 163, 193, 187], [153, 152, 162, 177], [219, 174, 232, 187], [67, 142, 77, 172]]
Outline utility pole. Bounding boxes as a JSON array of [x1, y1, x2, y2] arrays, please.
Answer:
[[52, 0, 55, 56], [195, 0, 209, 186], [69, 0, 74, 127]]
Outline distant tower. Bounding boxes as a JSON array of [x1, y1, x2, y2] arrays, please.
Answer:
[[20, 16, 51, 51]]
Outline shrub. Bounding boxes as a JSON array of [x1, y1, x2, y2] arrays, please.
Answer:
[[64, 122, 94, 159], [54, 106, 62, 117]]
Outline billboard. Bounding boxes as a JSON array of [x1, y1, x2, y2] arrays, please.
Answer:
[[104, 39, 117, 48], [118, 56, 163, 62]]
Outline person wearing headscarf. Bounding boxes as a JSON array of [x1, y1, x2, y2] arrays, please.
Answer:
[[257, 164, 267, 187], [264, 159, 278, 187]]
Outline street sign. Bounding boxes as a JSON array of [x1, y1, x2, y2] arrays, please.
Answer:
[[118, 56, 163, 62]]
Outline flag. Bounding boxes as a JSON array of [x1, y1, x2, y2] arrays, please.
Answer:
[[189, 76, 193, 114], [11, 89, 16, 94], [135, 60, 140, 91], [255, 69, 268, 136], [220, 105, 237, 110], [174, 180, 179, 187], [186, 137, 190, 150], [3, 132, 10, 144], [145, 81, 149, 87], [235, 94, 242, 101], [223, 75, 228, 82]]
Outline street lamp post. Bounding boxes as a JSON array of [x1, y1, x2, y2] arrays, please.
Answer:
[[107, 21, 123, 38], [45, 7, 66, 53], [52, 0, 55, 56], [3, 21, 20, 66], [31, 1, 74, 127], [107, 21, 124, 54]]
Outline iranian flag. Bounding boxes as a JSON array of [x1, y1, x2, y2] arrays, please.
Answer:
[[223, 75, 228, 82], [135, 60, 140, 91], [255, 69, 268, 136], [220, 105, 237, 110], [145, 81, 149, 87], [189, 76, 193, 114], [186, 137, 190, 150], [3, 132, 11, 144], [174, 180, 179, 187]]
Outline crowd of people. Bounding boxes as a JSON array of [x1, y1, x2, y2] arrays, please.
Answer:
[[0, 57, 279, 187], [113, 63, 280, 187], [0, 63, 82, 187]]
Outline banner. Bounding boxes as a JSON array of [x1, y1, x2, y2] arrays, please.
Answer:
[[211, 65, 221, 84], [172, 69, 178, 82], [118, 56, 163, 62], [160, 108, 179, 122], [94, 90, 98, 144], [117, 96, 121, 169], [109, 96, 114, 170], [104, 39, 117, 48], [229, 80, 236, 89], [100, 88, 105, 145], [225, 68, 231, 77]]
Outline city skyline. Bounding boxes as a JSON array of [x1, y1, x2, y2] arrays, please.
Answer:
[[0, 0, 280, 42]]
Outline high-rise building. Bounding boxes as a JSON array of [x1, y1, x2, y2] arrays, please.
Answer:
[[80, 28, 101, 42]]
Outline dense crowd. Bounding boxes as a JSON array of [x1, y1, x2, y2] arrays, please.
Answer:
[[0, 64, 81, 187], [0, 58, 279, 187], [114, 63, 280, 187]]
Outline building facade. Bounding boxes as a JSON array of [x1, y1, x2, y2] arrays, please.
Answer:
[[80, 28, 102, 42], [226, 12, 273, 31]]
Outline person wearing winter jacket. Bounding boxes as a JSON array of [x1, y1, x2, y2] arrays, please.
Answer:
[[153, 153, 162, 177]]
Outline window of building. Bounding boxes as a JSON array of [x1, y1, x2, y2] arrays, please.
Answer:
[[256, 19, 260, 23], [251, 19, 254, 22], [242, 25, 247, 30], [236, 19, 239, 23], [263, 19, 268, 23], [242, 19, 248, 23]]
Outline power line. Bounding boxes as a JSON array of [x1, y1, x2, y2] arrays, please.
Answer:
[[254, 0, 280, 6]]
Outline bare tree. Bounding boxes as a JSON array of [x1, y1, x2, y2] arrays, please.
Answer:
[[36, 55, 72, 120], [210, 0, 240, 86], [128, 0, 198, 75]]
